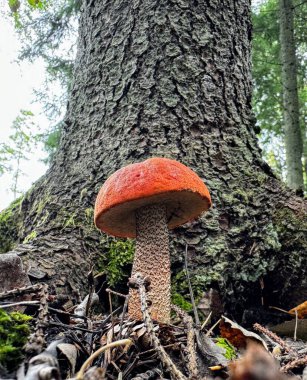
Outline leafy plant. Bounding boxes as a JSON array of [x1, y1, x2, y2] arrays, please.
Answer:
[[98, 239, 135, 287], [216, 337, 237, 360], [0, 309, 32, 371]]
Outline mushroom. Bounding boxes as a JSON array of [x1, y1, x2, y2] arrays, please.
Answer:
[[94, 157, 211, 324]]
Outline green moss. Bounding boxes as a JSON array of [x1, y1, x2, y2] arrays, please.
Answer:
[[62, 212, 77, 228], [97, 239, 135, 286], [215, 338, 237, 360], [23, 230, 37, 244], [171, 270, 208, 310], [171, 292, 193, 312], [36, 197, 49, 215], [0, 309, 32, 371], [28, 193, 52, 229], [84, 207, 94, 224], [0, 197, 23, 253]]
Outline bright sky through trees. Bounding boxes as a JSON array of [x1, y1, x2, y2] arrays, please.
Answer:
[[0, 8, 48, 210]]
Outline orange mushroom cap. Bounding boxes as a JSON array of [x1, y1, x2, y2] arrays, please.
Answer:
[[94, 157, 212, 238]]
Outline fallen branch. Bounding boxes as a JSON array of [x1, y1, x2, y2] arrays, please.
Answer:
[[171, 304, 199, 379], [0, 283, 43, 301]]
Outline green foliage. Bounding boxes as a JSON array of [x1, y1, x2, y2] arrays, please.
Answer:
[[0, 110, 40, 199], [6, 0, 80, 162], [215, 338, 237, 360], [27, 0, 48, 10], [98, 239, 135, 287], [0, 309, 32, 371]]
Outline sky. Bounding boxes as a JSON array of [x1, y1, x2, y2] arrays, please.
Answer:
[[0, 0, 266, 211]]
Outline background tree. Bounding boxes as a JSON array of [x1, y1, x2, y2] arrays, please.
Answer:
[[0, 0, 306, 318], [0, 110, 39, 199], [252, 0, 306, 189], [279, 0, 303, 192]]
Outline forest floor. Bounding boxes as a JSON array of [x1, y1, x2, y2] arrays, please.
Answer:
[[1, 269, 307, 380]]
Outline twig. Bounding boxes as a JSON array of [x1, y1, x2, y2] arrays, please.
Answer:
[[294, 310, 298, 341], [44, 321, 99, 333], [281, 355, 307, 373], [253, 323, 296, 355], [85, 266, 95, 317], [269, 306, 293, 315], [48, 306, 88, 320], [138, 343, 178, 357], [0, 283, 43, 300], [129, 272, 188, 380], [184, 244, 200, 327], [0, 300, 40, 308], [201, 311, 212, 331], [171, 304, 199, 379], [106, 288, 128, 299], [205, 318, 221, 337], [0, 302, 88, 320], [76, 339, 133, 380], [119, 294, 129, 339], [25, 284, 49, 355], [95, 306, 123, 330], [106, 288, 130, 339]]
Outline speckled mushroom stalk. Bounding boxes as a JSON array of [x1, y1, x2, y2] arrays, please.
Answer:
[[129, 204, 170, 323], [94, 157, 211, 325]]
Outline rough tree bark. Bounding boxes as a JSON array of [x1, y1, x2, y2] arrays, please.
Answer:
[[0, 0, 306, 317], [279, 0, 304, 192]]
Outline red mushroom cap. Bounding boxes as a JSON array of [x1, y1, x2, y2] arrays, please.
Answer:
[[94, 157, 211, 237]]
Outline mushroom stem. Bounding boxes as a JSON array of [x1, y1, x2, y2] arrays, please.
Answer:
[[128, 204, 171, 323]]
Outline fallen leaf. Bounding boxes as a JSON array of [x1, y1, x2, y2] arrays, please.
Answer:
[[220, 316, 268, 350], [57, 343, 78, 374], [289, 300, 307, 319]]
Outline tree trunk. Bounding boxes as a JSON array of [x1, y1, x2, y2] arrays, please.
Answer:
[[1, 0, 306, 317], [279, 0, 304, 192]]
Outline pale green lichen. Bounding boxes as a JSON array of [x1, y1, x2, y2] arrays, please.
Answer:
[[23, 230, 37, 244]]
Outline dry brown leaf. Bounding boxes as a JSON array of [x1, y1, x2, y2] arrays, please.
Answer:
[[289, 300, 307, 319], [57, 343, 78, 375], [220, 316, 268, 350]]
